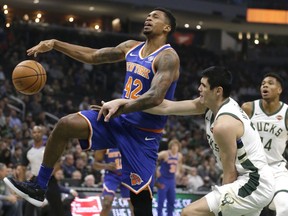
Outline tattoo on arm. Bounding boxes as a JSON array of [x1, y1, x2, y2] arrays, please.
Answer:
[[93, 47, 124, 63]]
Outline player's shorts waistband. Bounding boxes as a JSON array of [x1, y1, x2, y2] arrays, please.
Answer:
[[120, 116, 164, 133], [137, 127, 164, 133]]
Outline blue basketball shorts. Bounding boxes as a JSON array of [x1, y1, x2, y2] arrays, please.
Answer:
[[78, 110, 162, 194]]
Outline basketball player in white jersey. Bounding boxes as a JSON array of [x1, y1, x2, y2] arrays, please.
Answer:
[[99, 66, 275, 216], [241, 73, 288, 216]]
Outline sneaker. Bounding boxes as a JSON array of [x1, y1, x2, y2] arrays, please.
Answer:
[[4, 177, 46, 207]]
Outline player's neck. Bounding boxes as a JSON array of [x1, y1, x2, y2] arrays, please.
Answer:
[[143, 38, 167, 56], [169, 149, 177, 156], [211, 97, 229, 116], [261, 98, 281, 114]]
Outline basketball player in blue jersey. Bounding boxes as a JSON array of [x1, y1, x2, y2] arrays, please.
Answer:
[[156, 139, 182, 216], [94, 149, 134, 216], [241, 73, 288, 216], [4, 7, 179, 216], [104, 66, 275, 216]]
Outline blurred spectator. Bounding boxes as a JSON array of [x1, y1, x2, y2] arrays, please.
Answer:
[[8, 110, 22, 130], [71, 170, 82, 181], [0, 65, 5, 81], [10, 145, 22, 166], [0, 147, 12, 168], [82, 174, 97, 188], [197, 176, 213, 192], [0, 108, 5, 127], [79, 96, 90, 111], [0, 163, 22, 216], [61, 154, 77, 178], [185, 167, 204, 192], [75, 157, 89, 181]]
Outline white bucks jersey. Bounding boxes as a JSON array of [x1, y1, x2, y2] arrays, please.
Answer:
[[251, 99, 288, 165], [205, 98, 268, 176]]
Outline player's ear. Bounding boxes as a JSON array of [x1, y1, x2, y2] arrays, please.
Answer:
[[216, 87, 223, 96], [164, 25, 171, 33], [277, 86, 282, 95]]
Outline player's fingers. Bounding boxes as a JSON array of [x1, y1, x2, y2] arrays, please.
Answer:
[[90, 105, 102, 111], [97, 107, 104, 121], [34, 52, 38, 57], [26, 49, 34, 56], [104, 110, 114, 122], [101, 100, 105, 105]]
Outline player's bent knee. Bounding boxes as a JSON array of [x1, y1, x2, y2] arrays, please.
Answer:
[[54, 113, 87, 136]]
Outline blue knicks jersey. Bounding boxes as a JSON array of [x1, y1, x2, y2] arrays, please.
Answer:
[[159, 152, 179, 179], [122, 42, 178, 131], [104, 148, 122, 176]]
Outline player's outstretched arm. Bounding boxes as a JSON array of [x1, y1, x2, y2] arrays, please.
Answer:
[[145, 97, 206, 116], [27, 39, 139, 65], [97, 97, 206, 122]]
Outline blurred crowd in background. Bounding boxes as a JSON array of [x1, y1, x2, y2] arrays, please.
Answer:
[[0, 20, 288, 210]]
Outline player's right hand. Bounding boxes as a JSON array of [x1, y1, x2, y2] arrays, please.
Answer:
[[27, 39, 55, 57]]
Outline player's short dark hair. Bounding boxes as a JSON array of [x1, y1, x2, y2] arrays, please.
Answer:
[[263, 72, 284, 89], [201, 66, 232, 98], [154, 7, 176, 35]]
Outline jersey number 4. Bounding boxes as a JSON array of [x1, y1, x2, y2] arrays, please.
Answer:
[[124, 76, 143, 99], [261, 137, 272, 151]]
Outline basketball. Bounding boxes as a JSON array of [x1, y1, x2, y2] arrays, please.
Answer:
[[12, 60, 47, 95]]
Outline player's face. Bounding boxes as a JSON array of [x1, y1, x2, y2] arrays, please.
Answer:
[[198, 77, 215, 107], [170, 143, 179, 153], [143, 10, 170, 36], [260, 76, 282, 100]]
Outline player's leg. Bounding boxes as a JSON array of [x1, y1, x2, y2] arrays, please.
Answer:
[[120, 184, 134, 216], [271, 191, 288, 216], [157, 184, 166, 216], [128, 199, 134, 216], [100, 195, 114, 216], [181, 196, 214, 216], [115, 123, 162, 216], [43, 113, 90, 167], [130, 189, 153, 216], [166, 183, 176, 216]]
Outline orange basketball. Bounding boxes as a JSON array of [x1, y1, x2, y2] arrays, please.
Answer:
[[12, 60, 47, 95]]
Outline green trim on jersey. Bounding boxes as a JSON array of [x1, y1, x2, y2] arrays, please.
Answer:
[[259, 99, 284, 116], [251, 101, 255, 118], [237, 139, 260, 198], [238, 159, 260, 198], [217, 113, 240, 121]]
